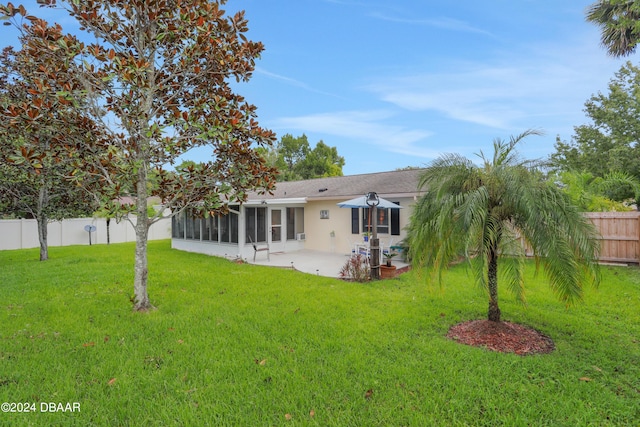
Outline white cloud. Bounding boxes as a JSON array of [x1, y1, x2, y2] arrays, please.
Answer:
[[369, 12, 494, 37], [364, 35, 624, 134], [272, 110, 439, 158], [254, 67, 345, 99]]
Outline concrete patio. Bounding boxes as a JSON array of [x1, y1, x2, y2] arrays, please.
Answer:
[[247, 249, 408, 278]]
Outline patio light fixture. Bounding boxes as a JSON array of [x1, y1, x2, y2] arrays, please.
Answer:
[[366, 192, 379, 208], [366, 192, 380, 279]]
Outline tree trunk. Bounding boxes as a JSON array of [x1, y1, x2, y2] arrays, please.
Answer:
[[487, 246, 501, 322], [106, 217, 111, 244], [37, 215, 48, 261], [133, 166, 152, 311], [37, 185, 49, 261]]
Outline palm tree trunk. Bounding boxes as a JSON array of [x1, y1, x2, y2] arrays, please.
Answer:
[[487, 246, 501, 322]]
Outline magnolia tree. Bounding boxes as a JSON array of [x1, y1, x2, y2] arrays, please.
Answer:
[[0, 43, 103, 261], [1, 0, 277, 311]]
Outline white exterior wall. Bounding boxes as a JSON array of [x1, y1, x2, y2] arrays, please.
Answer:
[[169, 197, 417, 258], [302, 200, 352, 254], [171, 238, 247, 259], [0, 216, 171, 250], [304, 196, 416, 255]]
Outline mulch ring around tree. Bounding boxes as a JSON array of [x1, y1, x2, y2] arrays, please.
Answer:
[[446, 320, 555, 356]]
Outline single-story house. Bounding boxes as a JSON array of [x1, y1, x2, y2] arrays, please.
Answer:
[[171, 168, 425, 259]]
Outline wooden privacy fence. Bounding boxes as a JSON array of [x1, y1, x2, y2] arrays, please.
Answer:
[[520, 212, 640, 264], [585, 212, 640, 264]]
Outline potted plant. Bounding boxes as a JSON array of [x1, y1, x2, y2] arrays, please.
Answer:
[[383, 251, 397, 267], [380, 252, 397, 279], [362, 231, 371, 242]]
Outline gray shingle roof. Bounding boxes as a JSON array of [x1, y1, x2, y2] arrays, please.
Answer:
[[248, 169, 426, 201]]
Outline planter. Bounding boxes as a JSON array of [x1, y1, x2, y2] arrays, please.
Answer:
[[380, 264, 397, 279]]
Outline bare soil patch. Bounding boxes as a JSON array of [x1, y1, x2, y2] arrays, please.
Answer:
[[447, 319, 555, 356]]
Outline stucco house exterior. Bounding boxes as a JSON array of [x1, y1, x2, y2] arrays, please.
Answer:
[[171, 169, 425, 260]]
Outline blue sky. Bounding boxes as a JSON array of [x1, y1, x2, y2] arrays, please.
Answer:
[[1, 0, 633, 175]]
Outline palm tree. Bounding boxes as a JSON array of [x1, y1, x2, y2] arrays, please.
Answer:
[[557, 170, 640, 211], [407, 130, 601, 322], [586, 0, 640, 57]]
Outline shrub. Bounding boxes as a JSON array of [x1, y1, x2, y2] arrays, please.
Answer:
[[339, 254, 370, 282]]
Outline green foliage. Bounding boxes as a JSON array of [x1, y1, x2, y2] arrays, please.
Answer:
[[408, 130, 601, 322], [587, 0, 640, 57], [0, 241, 638, 425], [554, 170, 636, 211], [297, 140, 345, 180], [0, 46, 102, 259], [1, 0, 278, 309], [266, 134, 345, 181], [551, 61, 640, 206]]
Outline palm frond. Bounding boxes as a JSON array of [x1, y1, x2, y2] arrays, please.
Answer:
[[407, 129, 600, 321], [586, 0, 640, 57]]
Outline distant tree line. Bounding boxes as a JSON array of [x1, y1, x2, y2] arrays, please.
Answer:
[[550, 61, 640, 210], [548, 0, 640, 211], [259, 134, 345, 182]]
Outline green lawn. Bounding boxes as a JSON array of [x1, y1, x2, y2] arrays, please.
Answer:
[[0, 240, 638, 426]]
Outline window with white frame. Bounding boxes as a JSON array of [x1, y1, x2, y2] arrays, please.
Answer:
[[362, 207, 389, 234], [286, 207, 304, 240], [245, 207, 268, 243]]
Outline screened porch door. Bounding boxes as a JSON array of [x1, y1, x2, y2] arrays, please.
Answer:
[[269, 209, 285, 252]]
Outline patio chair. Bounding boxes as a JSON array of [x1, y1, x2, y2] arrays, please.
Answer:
[[347, 237, 356, 257], [248, 235, 270, 262], [357, 244, 370, 258], [349, 237, 367, 258]]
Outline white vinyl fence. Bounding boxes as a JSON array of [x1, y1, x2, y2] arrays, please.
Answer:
[[0, 216, 171, 251]]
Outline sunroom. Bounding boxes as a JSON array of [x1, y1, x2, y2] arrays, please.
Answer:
[[171, 198, 307, 260]]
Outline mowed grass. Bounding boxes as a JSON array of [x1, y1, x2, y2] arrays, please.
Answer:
[[0, 240, 638, 426]]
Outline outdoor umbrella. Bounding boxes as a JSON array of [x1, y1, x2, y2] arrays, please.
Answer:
[[336, 195, 404, 209]]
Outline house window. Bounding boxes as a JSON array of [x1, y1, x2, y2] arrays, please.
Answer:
[[209, 216, 219, 241], [363, 207, 389, 234], [193, 217, 201, 240], [183, 209, 203, 240], [246, 207, 267, 243], [351, 208, 359, 234], [200, 216, 218, 241], [219, 209, 239, 243], [185, 215, 192, 239], [286, 207, 304, 240], [173, 206, 237, 243], [357, 202, 400, 235], [391, 203, 400, 235], [172, 213, 185, 238], [202, 216, 218, 242]]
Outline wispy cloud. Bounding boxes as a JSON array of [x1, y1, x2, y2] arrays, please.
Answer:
[[370, 12, 494, 37], [255, 67, 312, 89], [272, 110, 438, 158], [364, 37, 622, 133], [255, 67, 345, 99], [367, 66, 541, 129]]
